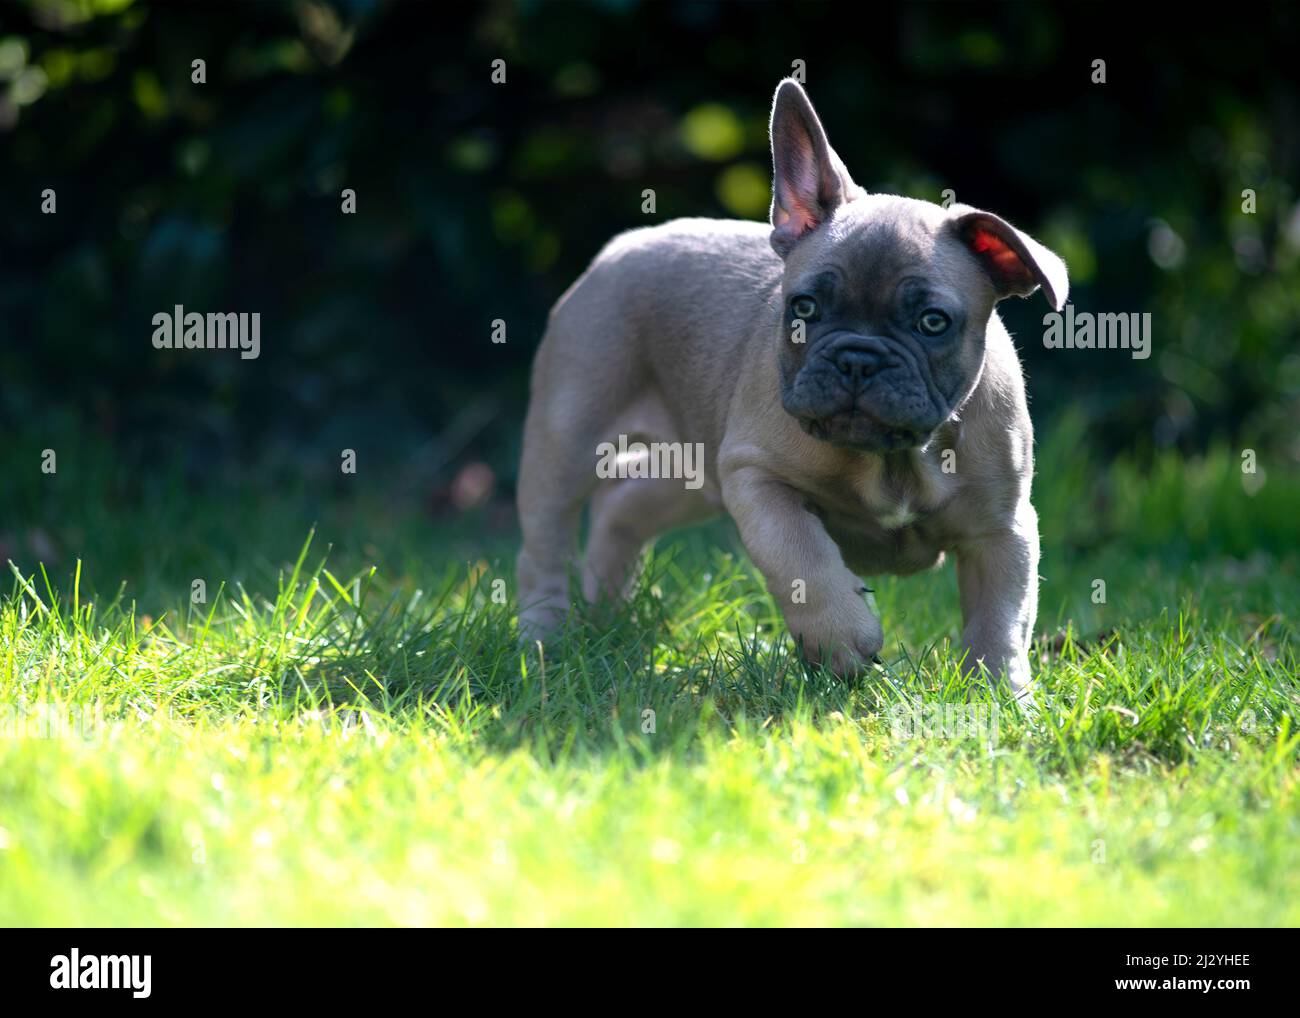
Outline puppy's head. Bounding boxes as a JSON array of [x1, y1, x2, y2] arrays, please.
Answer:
[[768, 79, 1068, 452]]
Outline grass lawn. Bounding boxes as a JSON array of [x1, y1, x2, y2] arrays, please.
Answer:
[[1, 424, 1297, 926]]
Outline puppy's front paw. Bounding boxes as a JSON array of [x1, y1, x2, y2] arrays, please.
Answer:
[[962, 644, 1035, 706], [1006, 652, 1035, 704], [784, 578, 883, 677], [516, 599, 568, 649]]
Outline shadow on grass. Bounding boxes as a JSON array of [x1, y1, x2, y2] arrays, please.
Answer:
[[4, 510, 1297, 775]]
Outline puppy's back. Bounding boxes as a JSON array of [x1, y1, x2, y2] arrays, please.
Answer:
[[533, 219, 781, 448]]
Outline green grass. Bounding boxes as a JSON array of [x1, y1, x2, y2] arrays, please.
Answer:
[[0, 426, 1297, 925]]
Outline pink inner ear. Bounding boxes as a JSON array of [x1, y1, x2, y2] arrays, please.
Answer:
[[779, 142, 822, 232], [970, 227, 1028, 283]]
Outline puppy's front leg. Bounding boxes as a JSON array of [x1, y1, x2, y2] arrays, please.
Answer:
[[955, 503, 1040, 700], [722, 464, 883, 675]]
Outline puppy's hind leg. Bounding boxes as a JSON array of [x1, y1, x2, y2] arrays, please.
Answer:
[[515, 397, 599, 647], [582, 476, 718, 604], [516, 276, 652, 647]]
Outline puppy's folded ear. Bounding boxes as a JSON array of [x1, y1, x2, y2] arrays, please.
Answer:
[[768, 79, 859, 258], [950, 207, 1069, 311]]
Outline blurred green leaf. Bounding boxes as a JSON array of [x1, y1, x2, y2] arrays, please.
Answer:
[[682, 103, 745, 162]]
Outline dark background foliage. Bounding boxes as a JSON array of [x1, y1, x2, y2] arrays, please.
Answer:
[[2, 0, 1298, 503]]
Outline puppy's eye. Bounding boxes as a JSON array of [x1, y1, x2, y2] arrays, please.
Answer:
[[917, 309, 951, 336], [790, 295, 819, 320]]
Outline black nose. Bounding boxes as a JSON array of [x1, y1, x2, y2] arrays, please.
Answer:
[[832, 346, 885, 387]]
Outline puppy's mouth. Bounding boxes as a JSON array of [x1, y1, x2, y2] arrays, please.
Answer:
[[798, 410, 929, 451]]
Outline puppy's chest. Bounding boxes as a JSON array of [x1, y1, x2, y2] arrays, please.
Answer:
[[807, 449, 957, 568]]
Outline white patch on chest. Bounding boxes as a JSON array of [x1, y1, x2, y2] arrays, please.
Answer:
[[876, 499, 918, 531], [850, 441, 958, 532]]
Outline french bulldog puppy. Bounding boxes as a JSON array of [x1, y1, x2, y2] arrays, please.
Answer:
[[516, 79, 1066, 699]]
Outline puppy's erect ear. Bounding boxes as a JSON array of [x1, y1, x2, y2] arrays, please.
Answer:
[[950, 206, 1069, 310], [768, 78, 859, 258]]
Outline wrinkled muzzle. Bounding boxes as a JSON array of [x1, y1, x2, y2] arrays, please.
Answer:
[[781, 332, 950, 450]]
